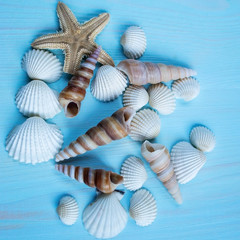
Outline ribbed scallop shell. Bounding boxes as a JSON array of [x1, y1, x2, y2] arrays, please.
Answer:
[[121, 156, 147, 191], [148, 83, 176, 115], [190, 126, 216, 152], [57, 196, 79, 225], [171, 141, 206, 184], [83, 191, 127, 239], [16, 80, 61, 119], [129, 189, 157, 227], [129, 109, 161, 141], [5, 117, 63, 164], [22, 49, 63, 83], [120, 26, 147, 59], [123, 85, 149, 111], [91, 65, 127, 102], [172, 77, 200, 101]]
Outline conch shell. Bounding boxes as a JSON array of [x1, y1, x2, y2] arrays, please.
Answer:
[[55, 164, 123, 193], [59, 47, 101, 118], [55, 107, 135, 162], [117, 59, 197, 85]]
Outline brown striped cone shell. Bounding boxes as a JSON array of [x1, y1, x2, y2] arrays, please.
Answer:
[[117, 59, 197, 85], [55, 164, 123, 193], [141, 140, 182, 204], [55, 107, 136, 162], [59, 47, 101, 118]]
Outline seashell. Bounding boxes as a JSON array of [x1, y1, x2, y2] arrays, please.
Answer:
[[91, 65, 127, 102], [21, 49, 62, 83], [55, 164, 123, 193], [121, 156, 147, 191], [6, 117, 63, 164], [83, 190, 127, 239], [56, 107, 135, 162], [129, 109, 161, 141], [57, 196, 79, 225], [148, 83, 176, 115], [190, 126, 216, 152], [15, 80, 61, 119], [171, 141, 207, 184], [141, 141, 182, 204], [120, 26, 147, 59], [123, 85, 149, 111], [117, 59, 197, 85], [129, 189, 157, 227], [172, 77, 200, 101], [59, 47, 101, 118]]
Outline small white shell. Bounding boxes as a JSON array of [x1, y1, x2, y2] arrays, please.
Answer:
[[123, 85, 149, 110], [121, 156, 147, 191], [190, 126, 216, 152], [57, 196, 79, 225], [129, 189, 157, 227], [5, 117, 63, 164], [91, 65, 127, 102], [172, 77, 200, 101], [120, 26, 147, 59], [83, 191, 127, 239], [22, 49, 63, 83], [129, 109, 161, 141], [16, 80, 61, 119], [171, 141, 206, 184], [148, 83, 176, 115]]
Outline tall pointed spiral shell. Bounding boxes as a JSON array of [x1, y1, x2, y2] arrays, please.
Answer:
[[117, 59, 197, 85], [141, 140, 182, 204], [55, 107, 136, 162], [83, 191, 128, 239], [21, 49, 62, 83], [55, 164, 123, 193], [59, 47, 101, 118]]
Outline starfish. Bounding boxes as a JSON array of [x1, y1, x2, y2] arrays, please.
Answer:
[[31, 2, 114, 74]]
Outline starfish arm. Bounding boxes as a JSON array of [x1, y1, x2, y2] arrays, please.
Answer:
[[98, 48, 115, 66]]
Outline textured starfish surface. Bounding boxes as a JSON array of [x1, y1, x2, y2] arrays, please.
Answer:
[[31, 2, 114, 74]]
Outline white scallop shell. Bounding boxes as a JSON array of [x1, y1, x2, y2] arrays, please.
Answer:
[[16, 80, 61, 119], [123, 85, 149, 111], [129, 109, 161, 141], [148, 83, 176, 115], [129, 189, 157, 227], [190, 126, 216, 152], [121, 156, 147, 191], [57, 196, 79, 225], [22, 49, 63, 83], [83, 190, 127, 239], [5, 117, 63, 164], [120, 26, 147, 59], [91, 65, 127, 102], [171, 141, 206, 184], [172, 77, 200, 101]]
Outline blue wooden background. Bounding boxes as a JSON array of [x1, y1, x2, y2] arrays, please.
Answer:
[[0, 0, 240, 239]]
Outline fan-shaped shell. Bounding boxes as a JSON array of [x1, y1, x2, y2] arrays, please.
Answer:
[[171, 141, 206, 184], [5, 117, 63, 164], [57, 196, 79, 225], [148, 83, 176, 115], [123, 85, 149, 110], [172, 77, 200, 101], [129, 109, 161, 141], [120, 26, 147, 59], [22, 49, 63, 83], [16, 80, 61, 119], [190, 126, 216, 152], [91, 65, 127, 102], [83, 191, 127, 239], [121, 156, 147, 191], [129, 189, 157, 227]]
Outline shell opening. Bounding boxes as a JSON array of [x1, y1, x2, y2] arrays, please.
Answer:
[[66, 102, 80, 118], [123, 107, 135, 125], [110, 173, 123, 185]]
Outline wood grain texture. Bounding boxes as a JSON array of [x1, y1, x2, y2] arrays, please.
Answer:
[[0, 0, 240, 239]]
